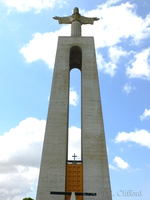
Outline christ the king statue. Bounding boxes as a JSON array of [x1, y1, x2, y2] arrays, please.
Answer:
[[53, 7, 99, 36]]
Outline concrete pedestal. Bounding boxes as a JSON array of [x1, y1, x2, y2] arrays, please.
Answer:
[[36, 37, 112, 200]]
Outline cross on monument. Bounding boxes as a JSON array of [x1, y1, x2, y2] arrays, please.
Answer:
[[72, 153, 77, 166]]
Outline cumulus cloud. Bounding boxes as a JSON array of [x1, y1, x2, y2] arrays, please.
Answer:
[[108, 46, 128, 63], [82, 2, 150, 77], [109, 164, 117, 170], [97, 52, 117, 76], [3, 0, 68, 13], [115, 129, 150, 148], [82, 2, 150, 47], [113, 156, 130, 169], [123, 82, 136, 94], [97, 46, 128, 76], [0, 167, 39, 200], [0, 118, 46, 199], [68, 126, 81, 160], [0, 118, 81, 199], [126, 48, 150, 80], [140, 109, 150, 121], [123, 82, 131, 94], [20, 32, 57, 68], [69, 88, 79, 106], [20, 26, 70, 69]]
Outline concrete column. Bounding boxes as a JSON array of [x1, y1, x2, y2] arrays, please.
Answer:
[[36, 37, 70, 200], [81, 38, 112, 200], [71, 21, 81, 36]]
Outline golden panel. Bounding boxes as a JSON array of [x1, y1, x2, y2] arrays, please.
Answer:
[[66, 164, 83, 200]]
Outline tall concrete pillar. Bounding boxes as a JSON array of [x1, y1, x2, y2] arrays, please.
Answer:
[[36, 36, 112, 200], [81, 38, 112, 200]]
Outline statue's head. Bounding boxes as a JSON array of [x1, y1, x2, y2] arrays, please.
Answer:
[[73, 7, 79, 14]]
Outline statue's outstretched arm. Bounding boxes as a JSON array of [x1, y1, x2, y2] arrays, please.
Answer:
[[93, 17, 100, 21], [53, 16, 72, 24], [80, 16, 100, 25]]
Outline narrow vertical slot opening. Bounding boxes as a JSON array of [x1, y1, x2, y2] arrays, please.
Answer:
[[67, 46, 82, 162]]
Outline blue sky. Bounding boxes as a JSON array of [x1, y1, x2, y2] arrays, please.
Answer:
[[0, 0, 150, 199]]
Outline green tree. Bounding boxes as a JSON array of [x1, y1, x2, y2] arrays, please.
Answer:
[[23, 198, 34, 200]]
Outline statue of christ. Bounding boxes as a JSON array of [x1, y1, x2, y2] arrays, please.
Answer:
[[53, 7, 99, 36]]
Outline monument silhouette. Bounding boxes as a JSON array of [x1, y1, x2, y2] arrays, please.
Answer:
[[36, 7, 112, 200]]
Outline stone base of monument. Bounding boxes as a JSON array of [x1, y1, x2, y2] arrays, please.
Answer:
[[37, 33, 112, 200]]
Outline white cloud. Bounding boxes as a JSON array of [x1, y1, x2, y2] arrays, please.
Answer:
[[126, 48, 150, 80], [109, 164, 117, 170], [123, 82, 136, 94], [113, 156, 129, 169], [20, 32, 57, 68], [140, 109, 150, 121], [82, 2, 150, 47], [0, 118, 46, 199], [68, 126, 81, 160], [108, 46, 127, 63], [20, 26, 70, 68], [3, 0, 68, 13], [97, 46, 128, 76], [123, 82, 131, 94], [0, 167, 39, 200], [69, 88, 79, 106], [115, 129, 150, 148], [96, 52, 117, 76]]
